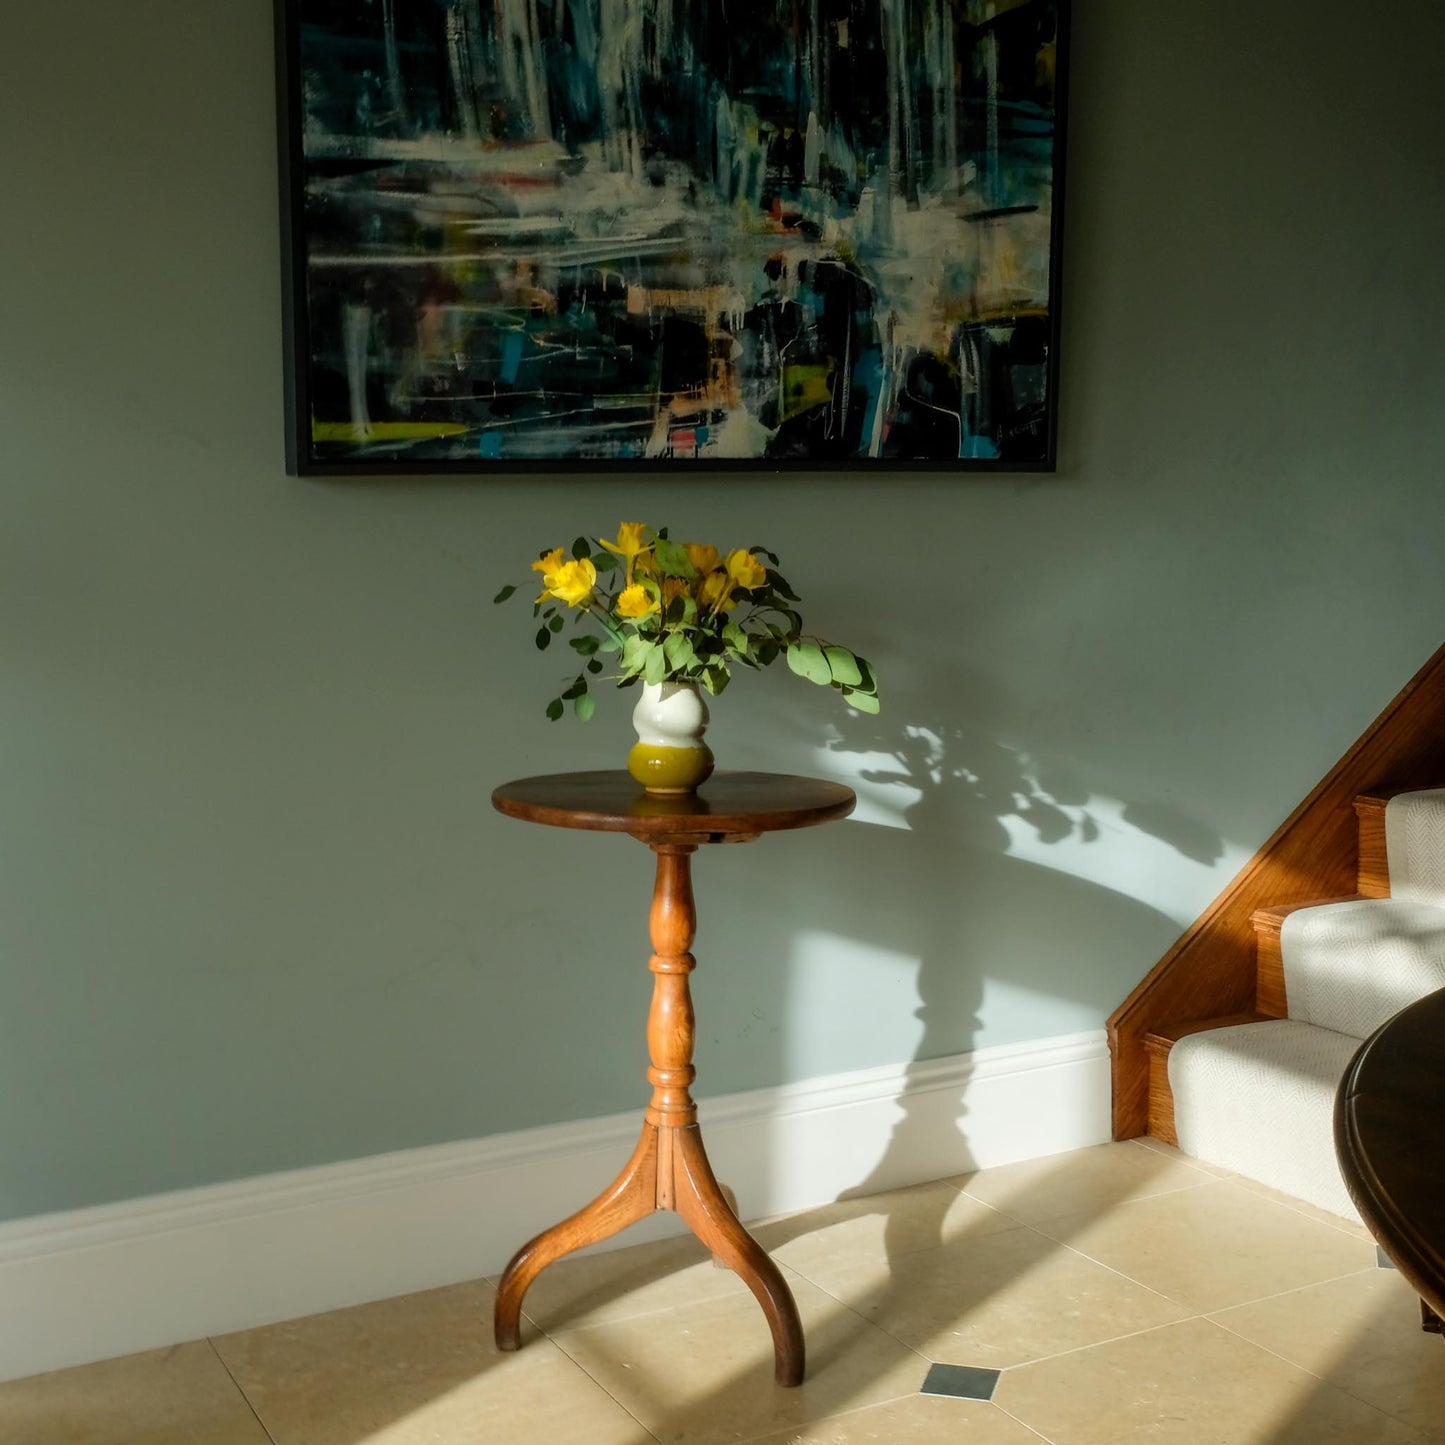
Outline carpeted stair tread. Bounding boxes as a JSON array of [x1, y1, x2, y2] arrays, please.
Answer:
[[1169, 1018, 1361, 1219], [1384, 788, 1445, 904], [1280, 896, 1445, 1038]]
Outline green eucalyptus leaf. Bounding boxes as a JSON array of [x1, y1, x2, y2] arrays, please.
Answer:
[[598, 634, 622, 653], [705, 665, 731, 695], [644, 643, 668, 684], [545, 698, 564, 721], [843, 688, 880, 714], [786, 640, 831, 685], [574, 693, 596, 721], [561, 676, 588, 701], [571, 536, 590, 559], [664, 594, 687, 626], [854, 656, 879, 695], [535, 626, 551, 651], [824, 646, 863, 686], [569, 634, 601, 654], [587, 658, 604, 674], [493, 584, 517, 604], [723, 622, 748, 653], [592, 551, 619, 572], [548, 615, 564, 633]]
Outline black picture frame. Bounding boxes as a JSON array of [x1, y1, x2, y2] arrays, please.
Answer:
[[275, 0, 1068, 476]]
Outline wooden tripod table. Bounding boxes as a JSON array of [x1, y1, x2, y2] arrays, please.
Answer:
[[490, 770, 855, 1387]]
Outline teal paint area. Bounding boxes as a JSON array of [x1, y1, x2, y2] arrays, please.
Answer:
[[2, 0, 1445, 1219]]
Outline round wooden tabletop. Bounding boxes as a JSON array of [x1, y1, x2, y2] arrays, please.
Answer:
[[492, 770, 856, 841], [1335, 987, 1445, 1321]]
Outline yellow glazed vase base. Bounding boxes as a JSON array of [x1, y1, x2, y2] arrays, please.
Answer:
[[628, 742, 715, 795]]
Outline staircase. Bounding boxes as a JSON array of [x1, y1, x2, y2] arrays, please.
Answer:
[[1145, 789, 1445, 1219]]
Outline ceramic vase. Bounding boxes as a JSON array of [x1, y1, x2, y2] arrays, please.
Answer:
[[627, 680, 714, 794]]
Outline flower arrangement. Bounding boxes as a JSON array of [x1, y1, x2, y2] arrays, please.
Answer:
[[495, 523, 879, 721]]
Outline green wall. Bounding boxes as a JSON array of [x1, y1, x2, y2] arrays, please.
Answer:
[[3, 2, 1443, 1220]]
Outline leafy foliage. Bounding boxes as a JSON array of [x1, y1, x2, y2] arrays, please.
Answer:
[[498, 523, 879, 720]]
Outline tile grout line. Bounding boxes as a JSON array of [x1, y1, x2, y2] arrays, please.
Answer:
[[1196, 1310, 1439, 1439], [771, 1220, 1211, 1380], [990, 1398, 1063, 1444], [204, 1338, 281, 1445], [956, 1174, 1221, 1235], [1126, 1136, 1375, 1245], [724, 1386, 926, 1445], [998, 1314, 1208, 1376], [1203, 1264, 1383, 1321], [526, 1324, 668, 1445]]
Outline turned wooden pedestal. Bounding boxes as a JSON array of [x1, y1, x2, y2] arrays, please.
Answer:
[[490, 771, 855, 1387]]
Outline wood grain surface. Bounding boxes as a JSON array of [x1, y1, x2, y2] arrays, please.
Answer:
[[492, 769, 856, 841]]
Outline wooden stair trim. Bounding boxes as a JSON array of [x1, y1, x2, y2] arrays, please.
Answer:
[[1250, 897, 1367, 1019], [1107, 639, 1445, 1140], [1145, 1012, 1273, 1048], [1356, 792, 1393, 900], [1142, 1013, 1271, 1147]]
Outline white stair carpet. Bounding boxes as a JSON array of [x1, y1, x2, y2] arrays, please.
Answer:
[[1280, 896, 1445, 1039], [1168, 788, 1445, 1219], [1169, 1018, 1361, 1218], [1384, 788, 1445, 905]]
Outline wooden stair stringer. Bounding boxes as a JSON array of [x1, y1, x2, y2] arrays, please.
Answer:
[[1108, 639, 1445, 1141]]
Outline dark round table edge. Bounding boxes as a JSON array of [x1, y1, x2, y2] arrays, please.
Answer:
[[491, 769, 857, 838], [1334, 990, 1445, 1321]]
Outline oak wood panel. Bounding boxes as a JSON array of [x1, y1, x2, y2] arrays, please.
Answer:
[[1335, 988, 1445, 1323], [1108, 640, 1445, 1140]]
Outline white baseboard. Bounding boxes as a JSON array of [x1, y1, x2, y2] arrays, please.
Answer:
[[0, 1030, 1109, 1382]]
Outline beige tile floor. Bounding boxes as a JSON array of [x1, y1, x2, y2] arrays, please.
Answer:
[[5, 1140, 1443, 1445]]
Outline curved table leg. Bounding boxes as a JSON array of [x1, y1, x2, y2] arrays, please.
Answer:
[[494, 1124, 659, 1351], [673, 1125, 805, 1387]]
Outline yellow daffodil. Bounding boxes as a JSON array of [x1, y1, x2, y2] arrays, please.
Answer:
[[725, 549, 767, 590], [684, 542, 721, 574], [616, 583, 659, 619], [542, 557, 597, 608], [530, 546, 566, 575], [699, 570, 735, 612], [598, 522, 653, 585], [662, 577, 690, 607], [598, 522, 651, 562]]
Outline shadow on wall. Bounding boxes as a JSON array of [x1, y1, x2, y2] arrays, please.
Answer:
[[800, 697, 1226, 1198]]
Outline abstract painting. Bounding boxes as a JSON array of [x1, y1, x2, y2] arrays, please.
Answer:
[[276, 0, 1068, 473]]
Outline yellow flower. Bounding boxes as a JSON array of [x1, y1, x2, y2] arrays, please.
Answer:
[[616, 583, 659, 619], [530, 546, 566, 575], [598, 522, 651, 562], [725, 549, 767, 590], [662, 577, 690, 607], [684, 542, 721, 574], [542, 557, 597, 607], [699, 571, 735, 612]]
